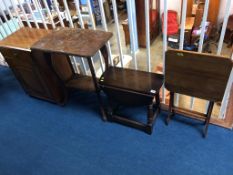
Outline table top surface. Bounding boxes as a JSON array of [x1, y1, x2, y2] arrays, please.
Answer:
[[31, 28, 113, 57], [0, 27, 51, 50], [99, 67, 164, 96], [165, 49, 233, 102]]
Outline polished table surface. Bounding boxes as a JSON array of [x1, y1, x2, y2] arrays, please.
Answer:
[[100, 67, 164, 97], [0, 27, 112, 110], [99, 66, 164, 134], [0, 27, 51, 49], [165, 49, 233, 137], [31, 28, 113, 57], [165, 49, 233, 102], [30, 27, 113, 120]]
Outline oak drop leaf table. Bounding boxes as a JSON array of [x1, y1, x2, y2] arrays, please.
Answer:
[[99, 67, 164, 134]]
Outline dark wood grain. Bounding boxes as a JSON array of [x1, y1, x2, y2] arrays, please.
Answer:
[[0, 47, 48, 97], [0, 46, 67, 104], [31, 49, 68, 104], [165, 49, 232, 102], [99, 67, 164, 134], [100, 45, 110, 70], [31, 28, 113, 57], [31, 28, 112, 120], [50, 53, 96, 91], [0, 27, 68, 104], [165, 49, 233, 137], [100, 67, 164, 97]]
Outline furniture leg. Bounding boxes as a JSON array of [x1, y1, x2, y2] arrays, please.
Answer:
[[65, 55, 77, 75], [87, 57, 107, 121], [146, 104, 154, 134], [106, 98, 115, 121], [155, 93, 161, 113], [99, 66, 164, 134], [203, 101, 214, 138], [166, 92, 175, 125], [150, 93, 161, 128], [100, 45, 109, 70]]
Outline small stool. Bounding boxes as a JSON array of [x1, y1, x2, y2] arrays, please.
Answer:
[[99, 67, 164, 134]]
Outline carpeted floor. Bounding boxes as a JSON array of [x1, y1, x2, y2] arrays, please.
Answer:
[[0, 65, 233, 175]]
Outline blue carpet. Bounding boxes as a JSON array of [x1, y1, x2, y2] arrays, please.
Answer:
[[0, 65, 233, 175]]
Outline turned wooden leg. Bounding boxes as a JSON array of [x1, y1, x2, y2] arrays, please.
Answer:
[[97, 91, 108, 121], [203, 101, 214, 138], [146, 104, 154, 134], [87, 57, 107, 121], [106, 98, 115, 121], [155, 93, 161, 114], [166, 92, 175, 125]]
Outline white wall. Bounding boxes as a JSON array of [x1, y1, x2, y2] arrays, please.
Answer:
[[160, 0, 182, 22], [218, 0, 233, 25], [1, 0, 25, 10]]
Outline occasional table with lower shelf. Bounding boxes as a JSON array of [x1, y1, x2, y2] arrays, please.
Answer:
[[31, 28, 112, 119]]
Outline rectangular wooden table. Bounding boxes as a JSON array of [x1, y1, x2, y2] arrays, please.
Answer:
[[31, 28, 113, 120], [99, 67, 164, 134], [165, 49, 232, 137]]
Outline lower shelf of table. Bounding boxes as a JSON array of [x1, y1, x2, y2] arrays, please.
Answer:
[[65, 74, 97, 91]]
